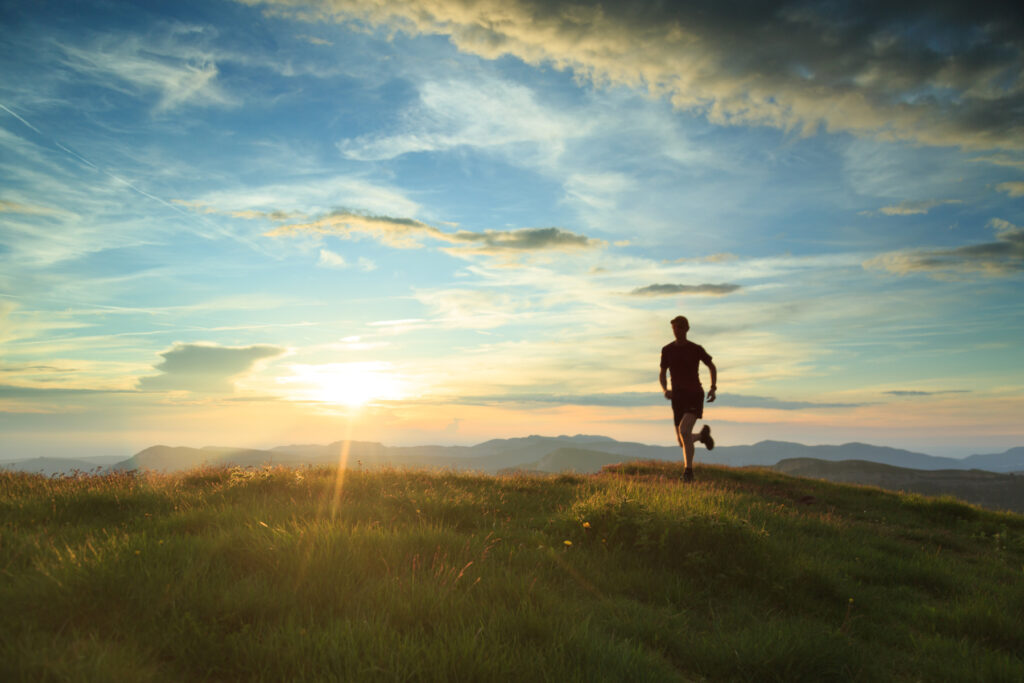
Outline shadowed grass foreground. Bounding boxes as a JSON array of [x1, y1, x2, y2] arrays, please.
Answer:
[[2, 461, 1023, 681]]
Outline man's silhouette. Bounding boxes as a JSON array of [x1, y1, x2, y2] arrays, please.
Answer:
[[659, 315, 716, 482]]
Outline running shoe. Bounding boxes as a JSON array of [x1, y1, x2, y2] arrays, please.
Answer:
[[699, 425, 715, 450]]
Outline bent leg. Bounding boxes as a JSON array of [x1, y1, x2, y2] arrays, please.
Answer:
[[676, 413, 698, 469]]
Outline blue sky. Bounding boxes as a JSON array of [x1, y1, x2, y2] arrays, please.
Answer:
[[2, 0, 1022, 459]]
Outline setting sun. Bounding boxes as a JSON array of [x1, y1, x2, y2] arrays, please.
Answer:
[[280, 362, 407, 408]]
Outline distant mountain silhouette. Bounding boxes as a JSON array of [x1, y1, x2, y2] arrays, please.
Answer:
[[0, 457, 110, 476], [3, 435, 1022, 477], [960, 447, 1024, 473]]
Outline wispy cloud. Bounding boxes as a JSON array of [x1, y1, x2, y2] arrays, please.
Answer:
[[137, 343, 285, 393], [996, 182, 1024, 198], [268, 210, 604, 256], [874, 199, 962, 216], [176, 177, 422, 224], [57, 33, 236, 112], [864, 219, 1024, 278], [338, 77, 585, 162], [436, 391, 866, 410], [267, 211, 442, 248], [714, 394, 868, 410], [247, 0, 1024, 151], [297, 34, 332, 46], [0, 199, 64, 216], [629, 283, 741, 297]]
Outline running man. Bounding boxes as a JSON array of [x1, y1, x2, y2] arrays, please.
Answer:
[[659, 315, 716, 482]]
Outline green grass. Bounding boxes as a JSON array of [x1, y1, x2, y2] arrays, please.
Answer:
[[2, 461, 1023, 681]]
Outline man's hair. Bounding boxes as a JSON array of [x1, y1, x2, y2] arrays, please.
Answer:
[[670, 315, 688, 326]]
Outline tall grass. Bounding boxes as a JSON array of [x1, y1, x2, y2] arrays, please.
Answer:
[[2, 461, 1022, 681]]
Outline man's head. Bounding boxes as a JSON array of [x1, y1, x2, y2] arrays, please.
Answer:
[[670, 315, 689, 340]]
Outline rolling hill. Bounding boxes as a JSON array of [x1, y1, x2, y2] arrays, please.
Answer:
[[772, 458, 1024, 513]]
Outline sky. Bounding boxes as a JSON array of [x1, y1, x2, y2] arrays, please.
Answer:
[[1, 0, 1022, 459]]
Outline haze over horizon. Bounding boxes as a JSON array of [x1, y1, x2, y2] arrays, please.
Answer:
[[2, 1, 1022, 460]]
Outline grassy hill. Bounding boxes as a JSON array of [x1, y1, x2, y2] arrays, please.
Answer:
[[2, 462, 1023, 681], [773, 458, 1024, 514], [500, 446, 639, 474]]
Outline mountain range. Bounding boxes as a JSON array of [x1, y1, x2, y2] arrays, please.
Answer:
[[2, 435, 1022, 476]]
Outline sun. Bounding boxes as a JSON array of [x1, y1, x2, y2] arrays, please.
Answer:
[[281, 362, 406, 408]]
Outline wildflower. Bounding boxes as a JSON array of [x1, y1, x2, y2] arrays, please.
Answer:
[[563, 540, 572, 546], [582, 521, 591, 528]]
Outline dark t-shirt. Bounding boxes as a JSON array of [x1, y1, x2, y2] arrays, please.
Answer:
[[660, 340, 712, 391]]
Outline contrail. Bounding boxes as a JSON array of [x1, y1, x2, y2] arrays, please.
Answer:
[[0, 101, 268, 251], [0, 103, 43, 135]]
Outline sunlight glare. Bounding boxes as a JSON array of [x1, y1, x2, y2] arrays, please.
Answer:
[[281, 362, 406, 407]]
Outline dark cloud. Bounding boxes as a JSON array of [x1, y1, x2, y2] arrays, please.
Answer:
[[446, 226, 602, 254], [885, 390, 970, 397], [865, 219, 1024, 278], [0, 364, 65, 373], [248, 0, 1024, 151], [137, 343, 285, 393], [630, 283, 741, 297]]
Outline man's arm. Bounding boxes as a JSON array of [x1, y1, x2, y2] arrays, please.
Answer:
[[659, 367, 671, 399], [705, 359, 717, 402]]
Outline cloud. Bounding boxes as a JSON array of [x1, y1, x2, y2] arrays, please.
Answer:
[[884, 390, 970, 397], [137, 343, 285, 393], [971, 154, 1024, 171], [266, 210, 444, 248], [173, 201, 306, 222], [864, 219, 1024, 278], [996, 182, 1024, 198], [877, 199, 962, 216], [714, 394, 868, 410], [57, 33, 235, 112], [0, 200, 63, 216], [413, 288, 523, 329], [629, 283, 741, 297], [267, 210, 603, 255], [317, 248, 347, 268], [174, 176, 423, 223], [338, 77, 584, 162], [444, 227, 601, 255], [297, 34, 332, 46], [316, 248, 376, 270], [442, 391, 865, 410], [242, 0, 1024, 151]]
